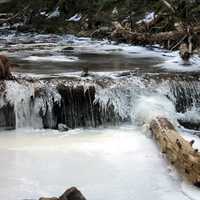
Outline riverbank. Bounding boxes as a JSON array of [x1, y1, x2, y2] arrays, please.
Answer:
[[1, 0, 200, 53]]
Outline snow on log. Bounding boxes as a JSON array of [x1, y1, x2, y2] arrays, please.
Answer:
[[150, 117, 200, 187]]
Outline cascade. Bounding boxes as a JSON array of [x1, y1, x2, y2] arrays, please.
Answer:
[[0, 74, 200, 130]]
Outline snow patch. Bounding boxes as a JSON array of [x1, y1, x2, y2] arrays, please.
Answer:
[[47, 7, 60, 18], [67, 13, 82, 22], [137, 12, 157, 24]]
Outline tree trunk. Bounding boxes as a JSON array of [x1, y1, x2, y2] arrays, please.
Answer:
[[150, 117, 200, 187]]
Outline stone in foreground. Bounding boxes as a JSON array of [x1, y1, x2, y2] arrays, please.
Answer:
[[39, 187, 86, 200]]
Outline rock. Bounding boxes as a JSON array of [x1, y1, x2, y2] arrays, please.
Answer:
[[39, 187, 86, 200], [0, 54, 14, 80], [62, 47, 74, 51], [80, 67, 89, 77], [179, 43, 190, 61], [58, 123, 69, 132], [59, 187, 87, 200]]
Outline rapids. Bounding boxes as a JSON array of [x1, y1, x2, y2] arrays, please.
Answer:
[[1, 31, 200, 200]]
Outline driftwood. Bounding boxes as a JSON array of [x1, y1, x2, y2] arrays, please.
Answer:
[[150, 117, 200, 187]]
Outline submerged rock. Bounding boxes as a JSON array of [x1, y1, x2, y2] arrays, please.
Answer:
[[39, 187, 86, 200]]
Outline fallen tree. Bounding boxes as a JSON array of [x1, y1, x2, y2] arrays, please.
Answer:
[[111, 21, 199, 50], [150, 117, 200, 187]]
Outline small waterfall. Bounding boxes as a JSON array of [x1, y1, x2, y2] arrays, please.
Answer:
[[0, 74, 200, 130], [167, 79, 200, 129], [0, 80, 61, 129], [94, 75, 200, 129]]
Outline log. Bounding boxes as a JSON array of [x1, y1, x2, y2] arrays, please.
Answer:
[[150, 117, 200, 187], [111, 22, 200, 48]]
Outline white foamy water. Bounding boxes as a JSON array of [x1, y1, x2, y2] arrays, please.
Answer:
[[0, 126, 199, 200], [132, 94, 177, 126]]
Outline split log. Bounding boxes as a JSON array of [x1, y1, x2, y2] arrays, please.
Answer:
[[150, 117, 200, 187]]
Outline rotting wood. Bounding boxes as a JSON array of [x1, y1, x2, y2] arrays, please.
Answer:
[[150, 117, 200, 187]]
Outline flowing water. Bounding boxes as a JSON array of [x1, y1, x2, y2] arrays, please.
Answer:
[[1, 31, 200, 200]]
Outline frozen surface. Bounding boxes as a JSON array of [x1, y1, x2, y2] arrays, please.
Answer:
[[0, 127, 199, 200]]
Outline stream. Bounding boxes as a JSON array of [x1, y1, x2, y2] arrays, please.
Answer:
[[1, 31, 200, 200]]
